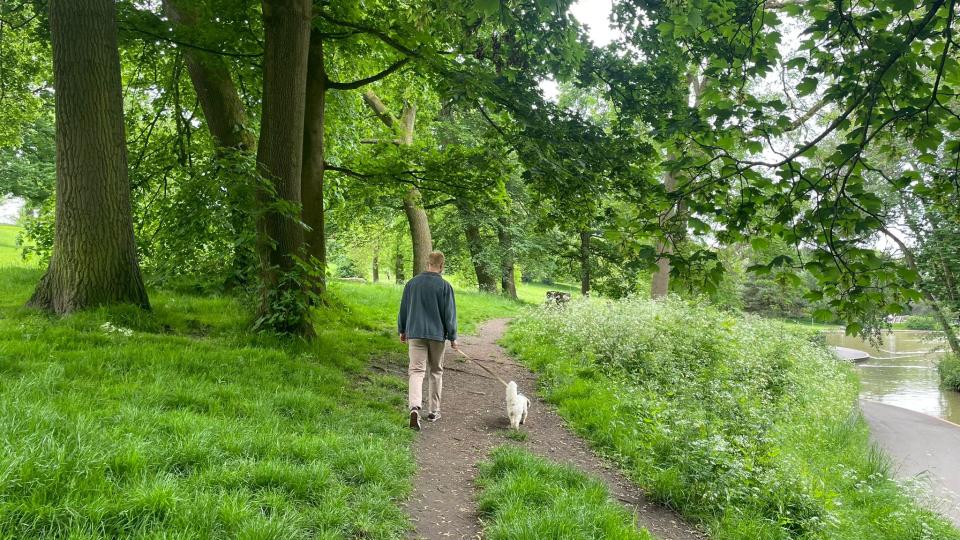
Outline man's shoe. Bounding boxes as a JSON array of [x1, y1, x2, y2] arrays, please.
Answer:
[[409, 408, 421, 431], [427, 412, 441, 422]]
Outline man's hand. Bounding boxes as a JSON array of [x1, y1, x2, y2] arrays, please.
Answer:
[[450, 339, 459, 350], [400, 333, 407, 343]]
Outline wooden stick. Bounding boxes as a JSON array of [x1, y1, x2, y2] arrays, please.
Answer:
[[454, 348, 509, 387]]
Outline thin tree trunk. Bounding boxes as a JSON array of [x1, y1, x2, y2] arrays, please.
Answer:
[[880, 226, 960, 355], [455, 199, 496, 292], [255, 0, 312, 335], [301, 29, 326, 294], [580, 230, 591, 296], [361, 91, 433, 275], [372, 250, 380, 282], [395, 243, 405, 284], [651, 170, 677, 299], [162, 0, 256, 288], [29, 0, 149, 314], [497, 215, 517, 299]]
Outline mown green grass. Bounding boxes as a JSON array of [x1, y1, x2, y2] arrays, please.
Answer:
[[477, 446, 652, 540], [0, 228, 524, 538], [505, 297, 960, 540], [328, 279, 526, 335]]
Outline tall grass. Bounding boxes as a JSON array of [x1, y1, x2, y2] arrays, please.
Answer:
[[0, 228, 526, 538], [504, 296, 960, 539], [477, 446, 652, 539]]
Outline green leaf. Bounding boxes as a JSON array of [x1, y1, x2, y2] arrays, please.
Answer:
[[812, 308, 833, 321], [797, 77, 818, 97]]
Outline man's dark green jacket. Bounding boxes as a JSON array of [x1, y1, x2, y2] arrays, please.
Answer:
[[397, 271, 458, 342]]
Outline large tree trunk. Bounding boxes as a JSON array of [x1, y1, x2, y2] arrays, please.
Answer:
[[403, 187, 433, 275], [580, 229, 591, 296], [497, 215, 518, 300], [29, 0, 149, 314], [301, 30, 327, 294], [163, 0, 256, 288], [255, 0, 312, 335]]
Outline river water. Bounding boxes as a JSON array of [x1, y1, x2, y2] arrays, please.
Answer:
[[825, 331, 960, 424]]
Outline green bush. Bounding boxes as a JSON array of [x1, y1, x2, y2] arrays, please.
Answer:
[[477, 446, 651, 539], [504, 296, 960, 540], [903, 315, 939, 330], [939, 355, 960, 392]]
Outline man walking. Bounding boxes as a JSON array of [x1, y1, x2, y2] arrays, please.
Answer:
[[398, 251, 458, 431]]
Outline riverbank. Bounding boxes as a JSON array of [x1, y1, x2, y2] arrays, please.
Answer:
[[505, 296, 960, 539]]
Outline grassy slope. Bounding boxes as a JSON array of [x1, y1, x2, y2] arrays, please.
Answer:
[[504, 298, 960, 540], [476, 446, 652, 540], [0, 228, 533, 538]]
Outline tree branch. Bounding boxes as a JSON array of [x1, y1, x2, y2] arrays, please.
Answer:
[[326, 58, 410, 90]]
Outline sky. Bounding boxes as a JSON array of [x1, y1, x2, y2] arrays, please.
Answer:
[[540, 0, 619, 99]]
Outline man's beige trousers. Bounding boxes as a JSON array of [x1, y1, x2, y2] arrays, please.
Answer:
[[408, 338, 445, 413]]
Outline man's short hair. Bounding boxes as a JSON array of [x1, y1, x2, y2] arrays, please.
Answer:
[[428, 251, 445, 268]]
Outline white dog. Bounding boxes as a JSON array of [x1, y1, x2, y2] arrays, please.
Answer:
[[505, 381, 530, 430]]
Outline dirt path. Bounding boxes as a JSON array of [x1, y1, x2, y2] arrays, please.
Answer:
[[404, 319, 706, 540]]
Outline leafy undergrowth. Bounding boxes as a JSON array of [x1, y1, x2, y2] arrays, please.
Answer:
[[504, 296, 960, 540], [0, 234, 526, 538], [477, 446, 651, 540]]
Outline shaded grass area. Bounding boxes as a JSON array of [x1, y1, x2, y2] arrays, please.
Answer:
[[477, 446, 651, 540], [505, 297, 960, 540], [0, 230, 522, 538]]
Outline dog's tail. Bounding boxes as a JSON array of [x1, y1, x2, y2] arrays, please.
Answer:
[[506, 380, 518, 400]]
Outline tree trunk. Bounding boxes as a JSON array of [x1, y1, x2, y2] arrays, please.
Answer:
[[580, 229, 591, 296], [372, 250, 380, 282], [456, 198, 496, 292], [255, 0, 312, 335], [879, 226, 960, 355], [651, 169, 678, 299], [301, 30, 327, 294], [403, 187, 433, 275], [162, 0, 256, 288], [29, 0, 149, 314], [361, 91, 434, 276], [395, 246, 405, 284], [497, 215, 518, 299]]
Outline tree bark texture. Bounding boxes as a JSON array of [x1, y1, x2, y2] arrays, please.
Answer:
[[580, 229, 591, 296], [457, 201, 497, 293], [29, 0, 150, 314], [301, 29, 327, 294], [404, 187, 433, 275], [255, 0, 312, 334], [497, 215, 518, 299], [162, 0, 255, 152]]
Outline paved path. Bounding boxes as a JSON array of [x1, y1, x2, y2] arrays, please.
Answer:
[[832, 346, 870, 362], [861, 399, 960, 526], [403, 319, 706, 540]]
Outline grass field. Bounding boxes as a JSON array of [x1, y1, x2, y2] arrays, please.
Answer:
[[477, 446, 652, 539], [0, 227, 538, 538]]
